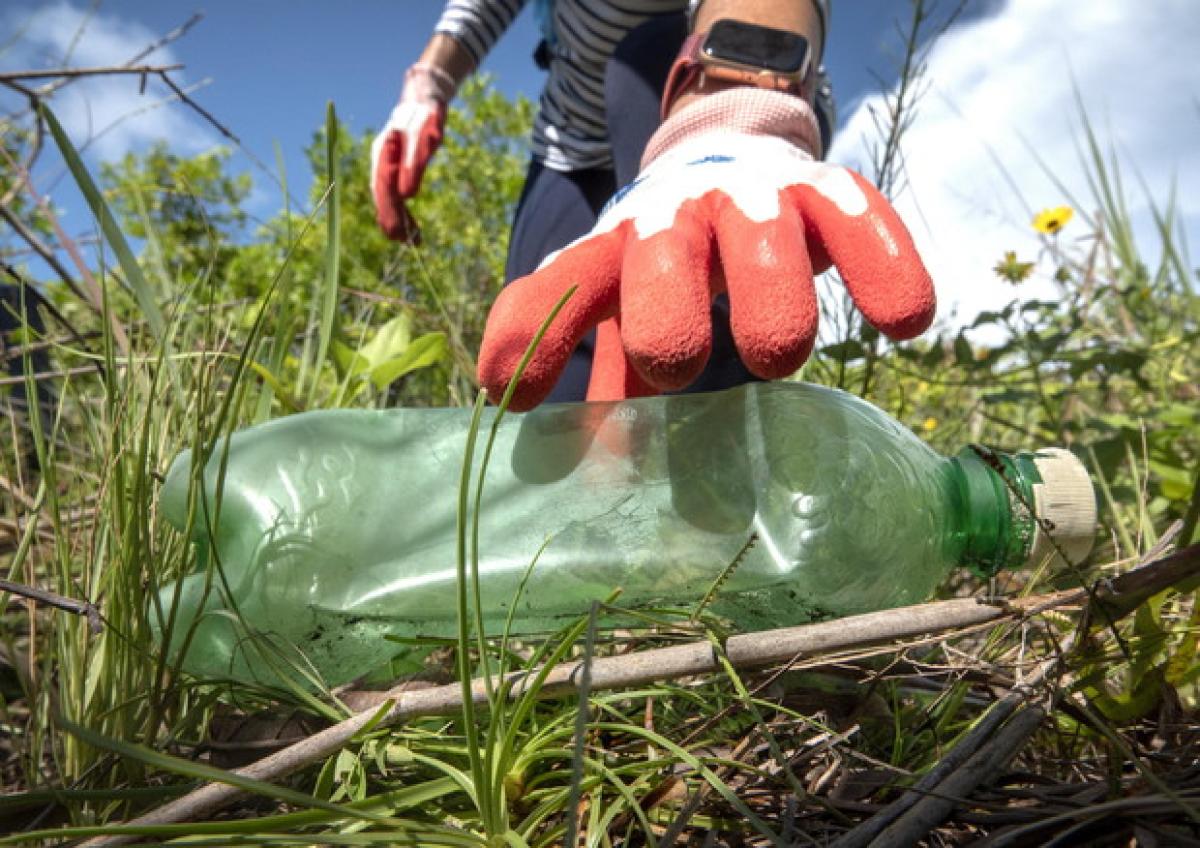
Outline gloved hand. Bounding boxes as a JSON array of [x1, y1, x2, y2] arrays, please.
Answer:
[[478, 88, 936, 411], [370, 63, 456, 242]]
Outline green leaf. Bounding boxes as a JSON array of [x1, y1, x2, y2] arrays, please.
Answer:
[[331, 339, 371, 379], [357, 312, 414, 370], [819, 339, 865, 362], [1150, 459, 1194, 501], [973, 302, 1017, 326], [953, 333, 974, 366], [1068, 349, 1148, 383], [370, 332, 448, 390], [1159, 404, 1200, 429]]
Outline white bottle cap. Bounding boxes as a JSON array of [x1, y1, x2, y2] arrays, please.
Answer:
[[1025, 448, 1098, 569]]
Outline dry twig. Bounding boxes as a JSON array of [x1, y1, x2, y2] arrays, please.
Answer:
[[0, 64, 183, 83], [0, 578, 102, 634]]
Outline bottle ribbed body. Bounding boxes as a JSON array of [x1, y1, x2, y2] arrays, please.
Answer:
[[158, 383, 983, 685]]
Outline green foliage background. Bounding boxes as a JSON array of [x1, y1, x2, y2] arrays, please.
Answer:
[[90, 77, 531, 410]]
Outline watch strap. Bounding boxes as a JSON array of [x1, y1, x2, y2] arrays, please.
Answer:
[[660, 32, 707, 120], [660, 28, 813, 121]]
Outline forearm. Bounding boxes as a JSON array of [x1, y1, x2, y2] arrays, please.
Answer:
[[416, 32, 476, 89], [422, 0, 528, 90]]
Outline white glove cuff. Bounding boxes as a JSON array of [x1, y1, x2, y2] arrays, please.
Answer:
[[403, 62, 457, 105], [641, 88, 822, 171]]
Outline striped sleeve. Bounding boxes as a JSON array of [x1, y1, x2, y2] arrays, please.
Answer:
[[434, 0, 529, 66]]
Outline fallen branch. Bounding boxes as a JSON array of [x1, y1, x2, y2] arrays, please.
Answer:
[[79, 543, 1200, 847], [870, 706, 1047, 848], [979, 788, 1200, 847], [8, 14, 202, 105], [831, 650, 1065, 848], [833, 539, 1200, 847]]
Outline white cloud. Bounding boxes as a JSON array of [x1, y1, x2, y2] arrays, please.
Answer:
[[1, 1, 216, 163], [829, 0, 1200, 335]]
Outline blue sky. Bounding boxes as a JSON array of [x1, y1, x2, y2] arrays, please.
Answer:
[[2, 1, 1197, 329], [4, 0, 977, 195]]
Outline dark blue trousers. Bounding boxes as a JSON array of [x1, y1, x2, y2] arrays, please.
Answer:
[[504, 13, 759, 403], [1, 279, 51, 475]]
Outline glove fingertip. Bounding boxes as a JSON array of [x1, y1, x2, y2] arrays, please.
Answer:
[[479, 229, 628, 410], [871, 288, 937, 340], [477, 345, 554, 412], [848, 252, 936, 340], [375, 201, 421, 244], [788, 175, 937, 342], [477, 292, 569, 412]]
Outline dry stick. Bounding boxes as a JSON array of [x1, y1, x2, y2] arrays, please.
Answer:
[[1, 503, 95, 547], [0, 145, 130, 353], [19, 13, 203, 105], [0, 201, 92, 307], [0, 365, 99, 387], [869, 706, 1047, 848], [119, 13, 205, 70], [0, 64, 183, 82], [78, 599, 1023, 848], [151, 70, 293, 206], [80, 546, 1200, 848], [0, 578, 102, 634], [980, 789, 1200, 847], [0, 475, 39, 511], [659, 731, 759, 845], [7, 12, 292, 227], [832, 541, 1200, 848], [2, 262, 108, 381], [830, 653, 1064, 848]]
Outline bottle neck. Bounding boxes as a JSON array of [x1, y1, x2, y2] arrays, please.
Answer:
[[946, 447, 1042, 577]]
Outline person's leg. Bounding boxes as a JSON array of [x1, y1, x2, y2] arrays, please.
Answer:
[[605, 15, 763, 395], [604, 14, 687, 187], [0, 281, 50, 475], [504, 159, 615, 402]]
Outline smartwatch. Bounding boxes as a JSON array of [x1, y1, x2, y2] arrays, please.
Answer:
[[661, 19, 814, 118], [687, 0, 829, 49]]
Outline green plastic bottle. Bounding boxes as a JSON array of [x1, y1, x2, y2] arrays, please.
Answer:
[[156, 382, 1096, 686]]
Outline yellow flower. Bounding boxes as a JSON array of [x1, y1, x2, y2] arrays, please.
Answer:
[[1033, 205, 1074, 235], [922, 416, 939, 432]]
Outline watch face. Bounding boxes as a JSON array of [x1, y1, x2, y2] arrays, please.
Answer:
[[703, 19, 809, 75]]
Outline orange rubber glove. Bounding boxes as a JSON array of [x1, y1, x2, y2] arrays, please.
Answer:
[[478, 89, 936, 411], [369, 63, 455, 242]]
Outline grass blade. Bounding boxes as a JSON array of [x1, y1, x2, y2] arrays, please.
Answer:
[[56, 715, 406, 827], [307, 100, 342, 406], [39, 104, 168, 344]]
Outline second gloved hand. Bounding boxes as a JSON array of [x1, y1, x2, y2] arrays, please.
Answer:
[[370, 63, 455, 242], [478, 88, 937, 411]]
